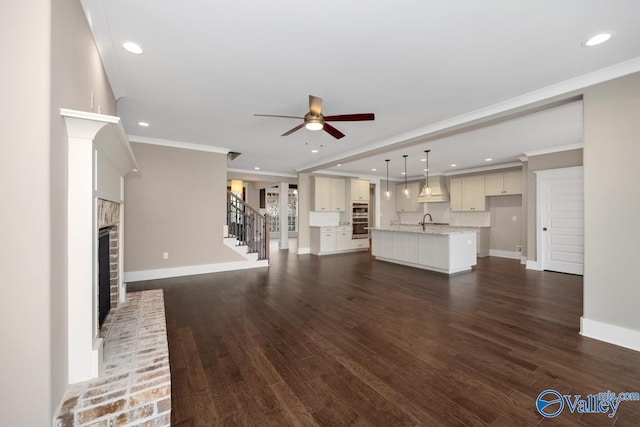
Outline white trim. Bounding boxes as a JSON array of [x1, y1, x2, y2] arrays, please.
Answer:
[[520, 256, 527, 265], [534, 166, 584, 273], [297, 247, 311, 255], [128, 135, 230, 154], [443, 162, 523, 177], [523, 142, 583, 158], [297, 57, 640, 173], [228, 167, 298, 178], [581, 317, 640, 352], [60, 108, 121, 124], [533, 165, 584, 180], [124, 260, 269, 282], [489, 249, 520, 259], [526, 260, 542, 270]]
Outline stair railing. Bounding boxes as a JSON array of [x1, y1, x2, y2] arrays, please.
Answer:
[[227, 191, 270, 261]]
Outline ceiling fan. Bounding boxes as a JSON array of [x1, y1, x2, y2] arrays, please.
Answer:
[[254, 95, 375, 139]]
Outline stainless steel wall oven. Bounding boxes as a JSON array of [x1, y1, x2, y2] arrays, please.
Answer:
[[352, 202, 369, 239]]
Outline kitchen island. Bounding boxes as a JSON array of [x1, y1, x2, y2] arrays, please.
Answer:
[[370, 225, 478, 274]]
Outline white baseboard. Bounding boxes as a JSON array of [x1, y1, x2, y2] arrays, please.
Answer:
[[124, 260, 268, 283], [489, 249, 521, 260], [526, 260, 542, 270], [520, 256, 527, 265], [581, 317, 640, 352], [297, 247, 311, 255]]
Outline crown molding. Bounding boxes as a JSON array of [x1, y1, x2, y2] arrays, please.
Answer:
[[297, 56, 640, 174], [227, 168, 298, 179], [443, 162, 523, 177], [128, 135, 230, 154], [523, 142, 584, 158]]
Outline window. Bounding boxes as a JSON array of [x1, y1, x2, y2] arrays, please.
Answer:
[[266, 188, 298, 233]]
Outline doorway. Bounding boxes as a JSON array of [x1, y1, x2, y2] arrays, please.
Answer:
[[536, 166, 584, 275]]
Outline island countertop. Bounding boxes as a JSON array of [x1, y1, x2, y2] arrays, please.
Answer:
[[368, 224, 480, 235]]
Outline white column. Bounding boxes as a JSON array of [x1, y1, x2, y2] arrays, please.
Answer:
[[279, 182, 289, 249]]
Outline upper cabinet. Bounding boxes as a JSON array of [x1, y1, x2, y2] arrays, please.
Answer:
[[312, 176, 346, 212], [485, 170, 522, 196], [450, 176, 486, 211], [349, 179, 370, 201], [396, 182, 421, 212]]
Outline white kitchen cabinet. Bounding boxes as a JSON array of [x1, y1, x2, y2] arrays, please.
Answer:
[[351, 239, 370, 250], [450, 176, 486, 211], [485, 170, 522, 196], [330, 178, 346, 211], [310, 226, 368, 255], [312, 177, 346, 212], [337, 227, 352, 250], [349, 179, 370, 201], [449, 178, 462, 211], [392, 231, 419, 264], [371, 229, 477, 274], [395, 182, 421, 212]]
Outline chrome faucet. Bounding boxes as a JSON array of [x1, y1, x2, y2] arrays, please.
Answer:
[[420, 213, 433, 231]]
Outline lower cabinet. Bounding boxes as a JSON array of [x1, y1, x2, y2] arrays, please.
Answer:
[[310, 226, 369, 255]]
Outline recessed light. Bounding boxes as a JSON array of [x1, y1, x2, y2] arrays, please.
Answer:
[[122, 41, 143, 54], [423, 168, 428, 172], [485, 158, 492, 162], [254, 167, 260, 170], [138, 121, 150, 127], [311, 149, 318, 153], [451, 164, 457, 167], [401, 172, 406, 175], [371, 168, 377, 171], [336, 164, 342, 167], [584, 32, 613, 47], [420, 158, 426, 162]]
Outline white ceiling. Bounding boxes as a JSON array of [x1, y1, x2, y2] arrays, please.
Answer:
[[82, 0, 640, 179]]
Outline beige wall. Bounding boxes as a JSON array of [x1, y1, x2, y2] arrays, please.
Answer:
[[1, 0, 116, 424], [297, 173, 311, 250], [125, 143, 242, 272], [0, 3, 52, 425], [526, 149, 583, 261], [583, 72, 640, 332], [489, 195, 522, 252], [379, 179, 399, 227]]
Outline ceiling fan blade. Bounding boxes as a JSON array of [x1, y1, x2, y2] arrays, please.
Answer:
[[309, 95, 323, 116], [323, 123, 345, 139], [324, 113, 375, 122], [254, 114, 304, 119], [281, 123, 305, 136]]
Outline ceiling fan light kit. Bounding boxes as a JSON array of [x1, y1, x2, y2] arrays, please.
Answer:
[[255, 95, 374, 139]]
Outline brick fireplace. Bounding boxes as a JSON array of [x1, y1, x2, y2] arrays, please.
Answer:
[[98, 199, 121, 326]]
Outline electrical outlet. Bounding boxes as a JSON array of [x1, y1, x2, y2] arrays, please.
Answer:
[[163, 252, 169, 259], [516, 245, 522, 253], [512, 215, 517, 221]]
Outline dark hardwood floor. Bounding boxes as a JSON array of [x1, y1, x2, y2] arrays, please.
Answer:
[[129, 246, 640, 426]]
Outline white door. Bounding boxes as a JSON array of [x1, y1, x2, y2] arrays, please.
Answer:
[[537, 167, 584, 275]]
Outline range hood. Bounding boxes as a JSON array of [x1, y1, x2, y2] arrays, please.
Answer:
[[417, 175, 449, 203]]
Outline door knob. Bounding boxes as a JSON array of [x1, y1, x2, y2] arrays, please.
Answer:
[[543, 227, 547, 231]]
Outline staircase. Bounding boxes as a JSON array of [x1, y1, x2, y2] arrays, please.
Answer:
[[226, 191, 270, 266]]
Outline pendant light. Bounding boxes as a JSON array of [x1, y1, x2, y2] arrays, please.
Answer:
[[231, 179, 243, 195], [385, 159, 391, 200], [419, 150, 432, 197], [402, 155, 410, 198]]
